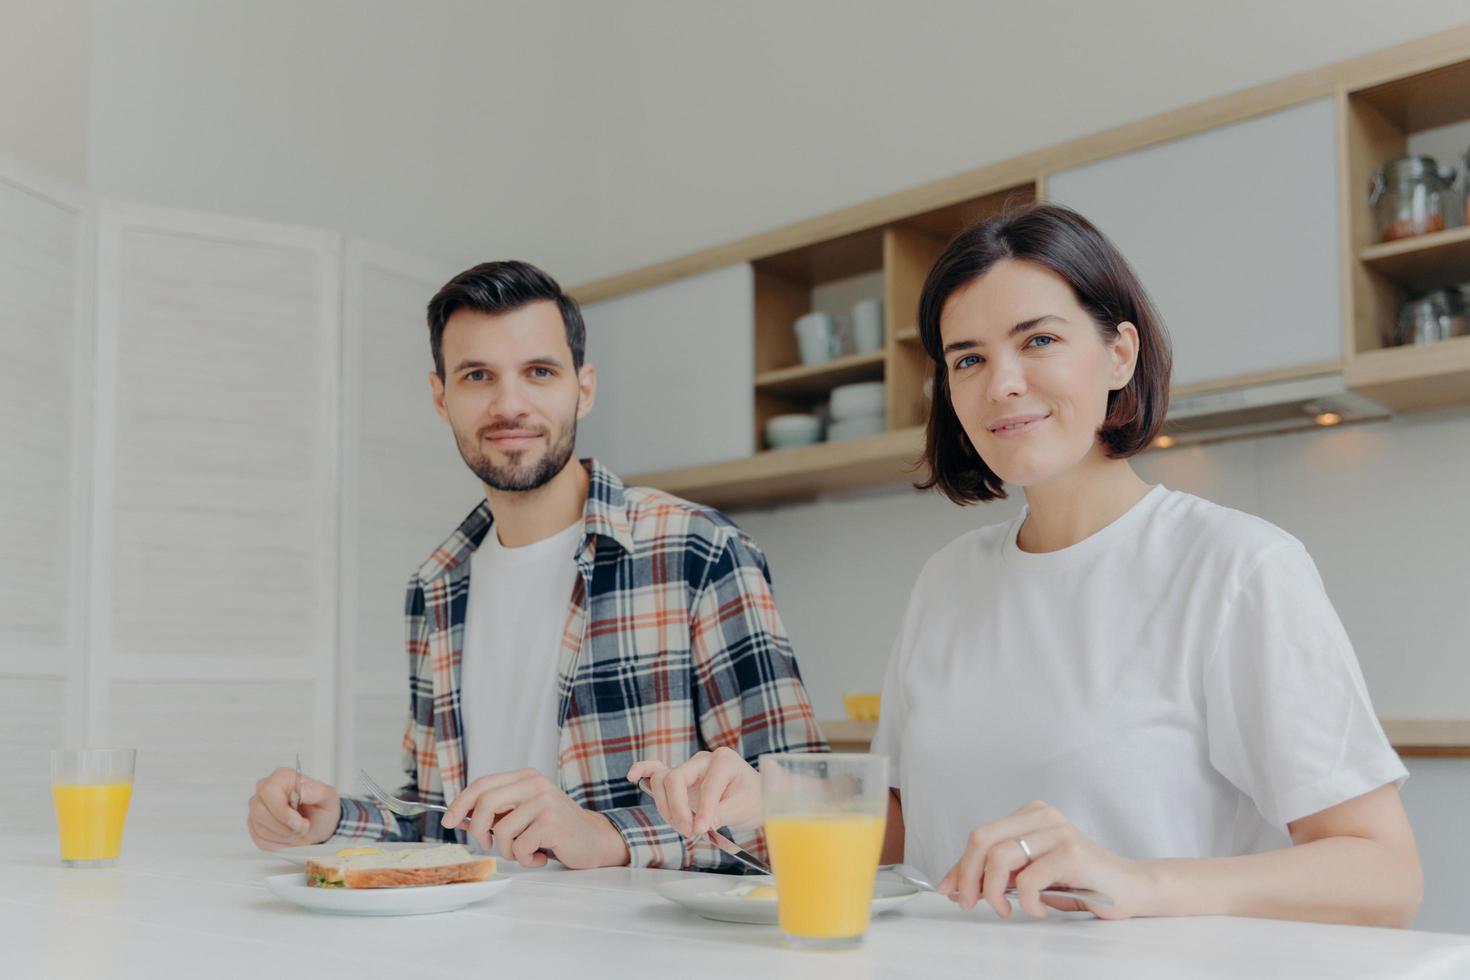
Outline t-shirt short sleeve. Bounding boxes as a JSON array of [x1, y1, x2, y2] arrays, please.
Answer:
[[869, 602, 914, 790], [1203, 543, 1407, 827]]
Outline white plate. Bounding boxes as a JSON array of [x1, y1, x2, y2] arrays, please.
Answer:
[[656, 875, 919, 925], [264, 872, 511, 916], [274, 841, 450, 866]]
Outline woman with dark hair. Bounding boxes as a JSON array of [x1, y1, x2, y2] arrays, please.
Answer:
[[630, 204, 1421, 927]]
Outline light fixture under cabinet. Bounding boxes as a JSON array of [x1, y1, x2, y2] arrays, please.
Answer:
[[1161, 374, 1390, 445]]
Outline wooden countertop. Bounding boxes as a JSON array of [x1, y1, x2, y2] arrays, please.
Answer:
[[820, 719, 1470, 758]]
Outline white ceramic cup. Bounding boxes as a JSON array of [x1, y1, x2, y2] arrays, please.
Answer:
[[793, 312, 837, 365], [851, 299, 884, 353]]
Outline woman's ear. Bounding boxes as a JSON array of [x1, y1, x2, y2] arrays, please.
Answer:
[[1109, 322, 1140, 390]]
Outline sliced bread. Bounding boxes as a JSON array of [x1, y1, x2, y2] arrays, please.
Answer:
[[306, 843, 496, 889]]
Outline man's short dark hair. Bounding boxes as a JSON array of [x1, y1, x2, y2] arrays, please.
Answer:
[[425, 260, 586, 377], [916, 203, 1173, 504]]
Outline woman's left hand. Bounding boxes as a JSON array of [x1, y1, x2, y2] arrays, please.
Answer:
[[935, 800, 1152, 920]]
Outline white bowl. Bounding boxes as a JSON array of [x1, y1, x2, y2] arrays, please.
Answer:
[[765, 413, 823, 449], [830, 381, 886, 420], [827, 415, 886, 442]]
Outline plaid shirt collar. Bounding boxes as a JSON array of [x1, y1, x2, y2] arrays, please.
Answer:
[[414, 457, 635, 585]]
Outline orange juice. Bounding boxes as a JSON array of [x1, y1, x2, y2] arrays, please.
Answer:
[[53, 782, 133, 863], [765, 813, 886, 939]]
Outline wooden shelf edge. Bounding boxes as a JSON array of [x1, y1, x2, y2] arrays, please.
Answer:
[[1383, 720, 1470, 757], [755, 352, 886, 391], [821, 719, 878, 751], [1345, 336, 1470, 410], [816, 719, 1470, 757], [628, 427, 926, 511], [1359, 224, 1470, 264]]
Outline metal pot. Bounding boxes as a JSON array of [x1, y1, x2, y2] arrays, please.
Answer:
[[1394, 289, 1470, 346]]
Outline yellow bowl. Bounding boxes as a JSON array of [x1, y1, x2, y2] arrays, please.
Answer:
[[842, 693, 881, 722]]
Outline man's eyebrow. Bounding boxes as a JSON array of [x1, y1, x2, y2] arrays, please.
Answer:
[[941, 316, 1062, 355], [449, 355, 566, 373]]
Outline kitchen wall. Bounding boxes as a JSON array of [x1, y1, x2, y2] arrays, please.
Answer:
[[85, 0, 605, 282], [5, 1, 1470, 286], [0, 0, 89, 184]]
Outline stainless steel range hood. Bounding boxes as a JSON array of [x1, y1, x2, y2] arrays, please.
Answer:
[[1161, 373, 1391, 445]]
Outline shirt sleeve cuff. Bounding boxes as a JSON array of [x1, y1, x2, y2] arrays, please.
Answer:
[[601, 803, 689, 869], [1270, 757, 1410, 827], [335, 795, 414, 841]]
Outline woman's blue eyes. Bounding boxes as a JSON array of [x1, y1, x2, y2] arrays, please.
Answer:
[[952, 335, 1055, 371]]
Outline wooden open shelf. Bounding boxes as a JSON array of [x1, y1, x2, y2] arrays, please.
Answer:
[[1339, 52, 1470, 415], [755, 351, 885, 399], [1360, 225, 1470, 294], [749, 183, 1026, 455], [600, 29, 1470, 509], [629, 426, 925, 511], [1351, 57, 1470, 133], [1344, 334, 1470, 411]]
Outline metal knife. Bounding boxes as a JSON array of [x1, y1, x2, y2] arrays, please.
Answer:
[[636, 777, 771, 875]]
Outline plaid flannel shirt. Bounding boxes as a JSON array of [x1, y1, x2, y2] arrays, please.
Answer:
[[336, 459, 827, 869]]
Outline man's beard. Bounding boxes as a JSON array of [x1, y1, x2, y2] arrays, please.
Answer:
[[454, 414, 578, 493]]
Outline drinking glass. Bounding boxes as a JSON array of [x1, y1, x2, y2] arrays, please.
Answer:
[[51, 748, 136, 867], [760, 752, 888, 948]]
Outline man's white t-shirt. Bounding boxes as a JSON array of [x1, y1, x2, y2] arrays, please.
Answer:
[[870, 485, 1406, 881], [461, 519, 585, 783]]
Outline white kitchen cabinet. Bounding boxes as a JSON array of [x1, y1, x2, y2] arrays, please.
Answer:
[[1044, 98, 1341, 387], [577, 263, 754, 476]]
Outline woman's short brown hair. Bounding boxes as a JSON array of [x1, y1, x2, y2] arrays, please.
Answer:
[[915, 203, 1172, 505]]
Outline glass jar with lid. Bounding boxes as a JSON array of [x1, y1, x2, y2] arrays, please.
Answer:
[[1369, 156, 1457, 243]]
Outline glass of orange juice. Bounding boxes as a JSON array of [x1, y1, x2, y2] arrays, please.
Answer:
[[51, 748, 136, 867], [760, 752, 888, 949]]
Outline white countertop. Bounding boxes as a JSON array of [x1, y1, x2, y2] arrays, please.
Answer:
[[3, 831, 1469, 980]]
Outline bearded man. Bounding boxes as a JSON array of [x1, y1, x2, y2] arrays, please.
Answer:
[[245, 261, 826, 872]]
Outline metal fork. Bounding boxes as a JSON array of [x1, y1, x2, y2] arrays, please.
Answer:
[[362, 770, 557, 861], [359, 768, 449, 817], [887, 863, 1114, 909]]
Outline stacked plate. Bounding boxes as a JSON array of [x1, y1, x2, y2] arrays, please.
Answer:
[[827, 381, 885, 441]]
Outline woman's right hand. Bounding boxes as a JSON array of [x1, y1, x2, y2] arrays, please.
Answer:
[[627, 747, 764, 837]]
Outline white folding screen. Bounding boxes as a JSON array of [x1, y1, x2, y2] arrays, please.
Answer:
[[1, 177, 505, 826], [0, 161, 91, 830], [338, 240, 475, 788], [91, 205, 341, 828]]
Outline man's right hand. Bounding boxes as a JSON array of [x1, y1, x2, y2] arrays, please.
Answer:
[[627, 747, 764, 838], [247, 768, 341, 851]]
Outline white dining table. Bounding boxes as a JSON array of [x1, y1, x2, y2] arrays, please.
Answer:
[[3, 830, 1469, 980]]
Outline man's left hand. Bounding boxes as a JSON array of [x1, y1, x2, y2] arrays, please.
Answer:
[[441, 769, 630, 869]]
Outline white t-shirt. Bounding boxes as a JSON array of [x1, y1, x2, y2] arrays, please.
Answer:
[[870, 485, 1406, 881], [461, 519, 585, 783]]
